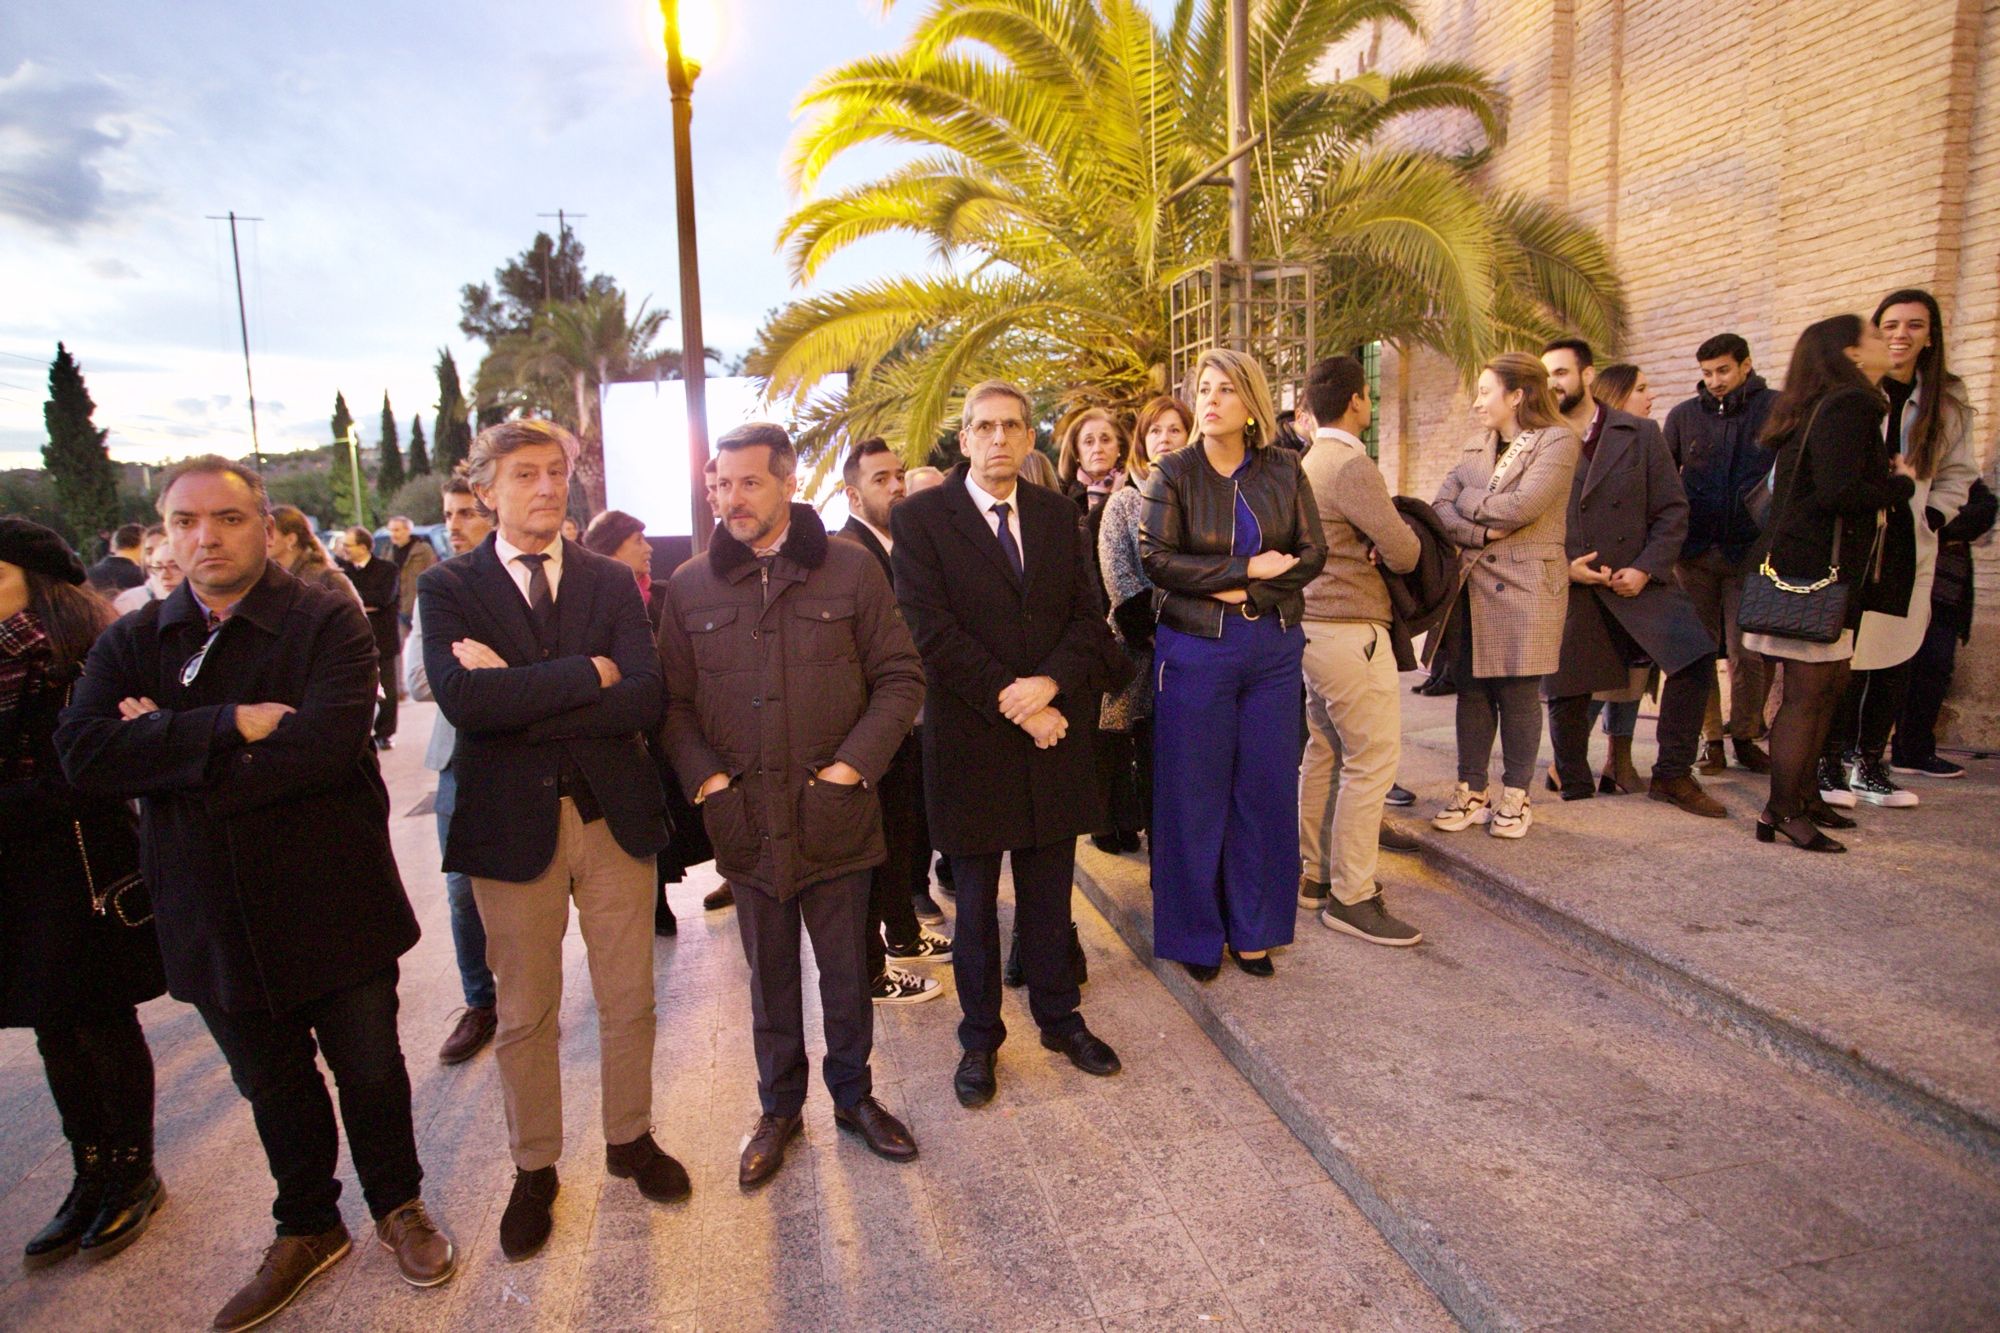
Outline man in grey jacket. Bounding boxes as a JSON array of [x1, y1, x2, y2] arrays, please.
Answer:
[[1295, 356, 1424, 946]]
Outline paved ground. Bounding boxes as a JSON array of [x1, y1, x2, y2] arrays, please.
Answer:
[[0, 701, 1450, 1332]]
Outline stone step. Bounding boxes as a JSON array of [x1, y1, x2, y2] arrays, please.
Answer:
[[1389, 692, 2000, 1180], [1073, 845, 2000, 1331]]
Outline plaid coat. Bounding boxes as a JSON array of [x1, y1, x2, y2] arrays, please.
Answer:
[[1429, 425, 1582, 678]]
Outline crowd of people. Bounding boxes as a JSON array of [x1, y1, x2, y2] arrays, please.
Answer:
[[0, 283, 1989, 1328]]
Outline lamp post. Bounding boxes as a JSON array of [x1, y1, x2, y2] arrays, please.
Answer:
[[660, 0, 714, 550], [343, 425, 367, 529]]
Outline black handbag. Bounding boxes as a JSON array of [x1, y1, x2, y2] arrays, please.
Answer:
[[1737, 404, 1849, 644], [73, 812, 153, 929]]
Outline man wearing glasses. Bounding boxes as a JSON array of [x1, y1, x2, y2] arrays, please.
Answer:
[[890, 380, 1130, 1108], [56, 456, 454, 1330]]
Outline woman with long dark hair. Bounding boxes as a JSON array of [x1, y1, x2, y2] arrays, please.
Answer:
[[1816, 289, 1981, 807], [267, 505, 359, 603], [1429, 352, 1582, 838], [0, 520, 166, 1267], [1748, 315, 1916, 851], [1142, 350, 1325, 980]]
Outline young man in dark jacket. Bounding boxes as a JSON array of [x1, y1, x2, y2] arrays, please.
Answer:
[[659, 423, 926, 1189], [57, 456, 454, 1331], [1663, 333, 1778, 773]]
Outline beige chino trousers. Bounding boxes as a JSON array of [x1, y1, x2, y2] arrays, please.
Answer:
[[1299, 620, 1401, 906], [472, 798, 657, 1171]]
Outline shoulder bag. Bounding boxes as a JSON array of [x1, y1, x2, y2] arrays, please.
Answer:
[[1737, 401, 1849, 644]]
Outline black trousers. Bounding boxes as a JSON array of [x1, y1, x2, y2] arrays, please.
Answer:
[[949, 840, 1086, 1053], [1825, 660, 1915, 763], [198, 964, 421, 1235], [1547, 650, 1714, 793], [375, 650, 399, 741], [1094, 726, 1148, 837], [865, 736, 926, 981], [35, 1007, 155, 1160], [1893, 620, 1960, 766], [734, 871, 873, 1117]]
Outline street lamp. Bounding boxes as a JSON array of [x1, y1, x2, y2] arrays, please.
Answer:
[[657, 0, 723, 550], [343, 424, 368, 529]]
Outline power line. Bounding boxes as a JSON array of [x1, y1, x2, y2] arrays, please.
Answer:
[[205, 211, 266, 467]]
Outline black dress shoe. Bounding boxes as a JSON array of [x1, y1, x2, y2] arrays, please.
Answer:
[[833, 1097, 918, 1162], [954, 1049, 997, 1108], [78, 1149, 163, 1260], [1040, 1026, 1121, 1076], [606, 1133, 691, 1203], [1182, 960, 1220, 983], [499, 1166, 558, 1260], [654, 900, 678, 936], [1090, 832, 1119, 852], [1228, 947, 1274, 978], [1378, 823, 1421, 853], [23, 1146, 101, 1268], [738, 1113, 802, 1189], [1118, 830, 1143, 853]]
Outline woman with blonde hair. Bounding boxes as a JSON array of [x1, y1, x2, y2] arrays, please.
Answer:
[[1017, 448, 1061, 491], [1141, 350, 1325, 980], [1428, 352, 1582, 838]]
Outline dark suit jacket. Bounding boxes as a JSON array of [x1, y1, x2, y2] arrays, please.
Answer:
[[341, 556, 403, 659], [55, 563, 418, 1014], [418, 534, 668, 882], [838, 517, 894, 582], [1545, 407, 1715, 697], [890, 465, 1127, 856]]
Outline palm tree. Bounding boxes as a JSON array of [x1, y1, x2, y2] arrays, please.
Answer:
[[750, 0, 1626, 464], [476, 289, 675, 511]]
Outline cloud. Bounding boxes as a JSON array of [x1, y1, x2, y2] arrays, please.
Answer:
[[0, 61, 142, 234], [87, 257, 139, 280]]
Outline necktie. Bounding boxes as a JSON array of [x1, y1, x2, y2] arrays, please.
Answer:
[[991, 501, 1024, 580], [517, 553, 556, 653]]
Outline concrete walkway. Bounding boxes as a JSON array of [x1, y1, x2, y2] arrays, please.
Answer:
[[0, 701, 1448, 1332]]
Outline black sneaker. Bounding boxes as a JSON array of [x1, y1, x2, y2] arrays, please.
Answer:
[[1385, 784, 1416, 808], [1319, 891, 1422, 947], [884, 927, 952, 962], [911, 891, 945, 924], [1816, 756, 1856, 809], [870, 967, 943, 1004], [1848, 757, 1918, 808], [1297, 877, 1330, 910], [1890, 754, 1966, 779]]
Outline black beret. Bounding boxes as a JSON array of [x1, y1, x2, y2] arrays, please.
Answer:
[[0, 518, 88, 585]]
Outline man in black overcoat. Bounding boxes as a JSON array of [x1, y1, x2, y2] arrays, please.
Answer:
[[56, 456, 455, 1330], [891, 379, 1130, 1108]]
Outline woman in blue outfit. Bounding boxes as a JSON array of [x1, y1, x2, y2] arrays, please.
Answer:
[[1140, 350, 1326, 981]]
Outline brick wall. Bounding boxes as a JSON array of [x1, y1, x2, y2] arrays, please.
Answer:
[[1332, 0, 2000, 749]]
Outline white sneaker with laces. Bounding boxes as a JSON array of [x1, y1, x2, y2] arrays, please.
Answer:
[[1488, 786, 1533, 839], [1432, 783, 1492, 832], [871, 966, 943, 1005]]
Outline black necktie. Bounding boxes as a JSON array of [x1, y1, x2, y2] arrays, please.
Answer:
[[517, 553, 556, 653], [991, 501, 1023, 580]]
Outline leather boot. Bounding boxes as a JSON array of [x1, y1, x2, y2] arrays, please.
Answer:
[[24, 1143, 102, 1268], [78, 1145, 164, 1260], [1600, 735, 1641, 795]]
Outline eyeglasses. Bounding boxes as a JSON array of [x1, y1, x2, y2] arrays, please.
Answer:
[[966, 419, 1027, 439], [180, 621, 226, 687]]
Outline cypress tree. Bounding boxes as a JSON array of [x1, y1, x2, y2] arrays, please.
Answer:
[[376, 393, 405, 494], [434, 349, 473, 472], [407, 415, 430, 476], [330, 390, 354, 445], [41, 343, 119, 552], [329, 391, 371, 528]]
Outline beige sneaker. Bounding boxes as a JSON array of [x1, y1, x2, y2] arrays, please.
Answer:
[[1489, 786, 1533, 838], [1431, 782, 1491, 832]]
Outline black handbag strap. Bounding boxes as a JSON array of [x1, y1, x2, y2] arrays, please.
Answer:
[[1763, 398, 1842, 590]]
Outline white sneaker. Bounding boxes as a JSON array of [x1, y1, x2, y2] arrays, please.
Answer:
[[871, 967, 943, 1004], [1488, 786, 1532, 838], [1432, 783, 1492, 832]]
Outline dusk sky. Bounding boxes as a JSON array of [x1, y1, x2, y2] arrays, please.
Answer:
[[0, 0, 945, 470]]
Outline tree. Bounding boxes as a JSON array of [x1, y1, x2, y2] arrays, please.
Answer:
[[330, 390, 354, 446], [376, 393, 405, 495], [474, 289, 675, 511], [433, 350, 473, 473], [407, 415, 430, 477], [459, 230, 617, 349], [328, 391, 371, 529], [41, 343, 120, 552], [750, 0, 1627, 463]]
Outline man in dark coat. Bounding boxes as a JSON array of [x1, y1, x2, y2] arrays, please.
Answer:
[[56, 456, 455, 1330], [337, 527, 402, 750], [891, 379, 1129, 1109], [84, 523, 147, 595], [418, 419, 682, 1261], [658, 423, 925, 1188], [1537, 355, 1723, 817]]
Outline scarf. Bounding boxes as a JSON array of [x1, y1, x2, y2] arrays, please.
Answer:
[[636, 569, 654, 609], [0, 610, 51, 717], [1084, 467, 1125, 498]]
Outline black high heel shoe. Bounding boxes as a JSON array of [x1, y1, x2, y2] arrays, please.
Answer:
[[1181, 960, 1220, 983], [1227, 948, 1274, 978], [1755, 816, 1846, 853], [1804, 799, 1857, 830]]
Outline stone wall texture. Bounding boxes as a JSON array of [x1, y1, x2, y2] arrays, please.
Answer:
[[1328, 0, 2000, 749]]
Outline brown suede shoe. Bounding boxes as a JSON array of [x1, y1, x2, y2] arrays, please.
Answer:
[[374, 1199, 456, 1288], [212, 1223, 351, 1331], [738, 1113, 802, 1190], [702, 883, 735, 911], [605, 1133, 691, 1203], [1650, 773, 1728, 818], [437, 1006, 496, 1065], [833, 1097, 918, 1163]]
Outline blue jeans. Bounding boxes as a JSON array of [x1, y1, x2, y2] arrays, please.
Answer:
[[436, 765, 494, 1009], [1588, 698, 1640, 737]]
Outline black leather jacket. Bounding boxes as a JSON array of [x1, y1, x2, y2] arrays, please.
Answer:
[[1138, 444, 1327, 638]]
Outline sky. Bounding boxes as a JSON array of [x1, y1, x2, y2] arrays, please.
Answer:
[[0, 0, 944, 470]]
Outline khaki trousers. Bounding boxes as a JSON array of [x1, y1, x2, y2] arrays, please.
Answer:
[[472, 799, 656, 1171], [1299, 620, 1401, 905]]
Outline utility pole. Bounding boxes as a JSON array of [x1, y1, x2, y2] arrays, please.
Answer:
[[534, 210, 587, 303], [206, 211, 266, 466], [662, 0, 714, 550], [1225, 0, 1252, 347]]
